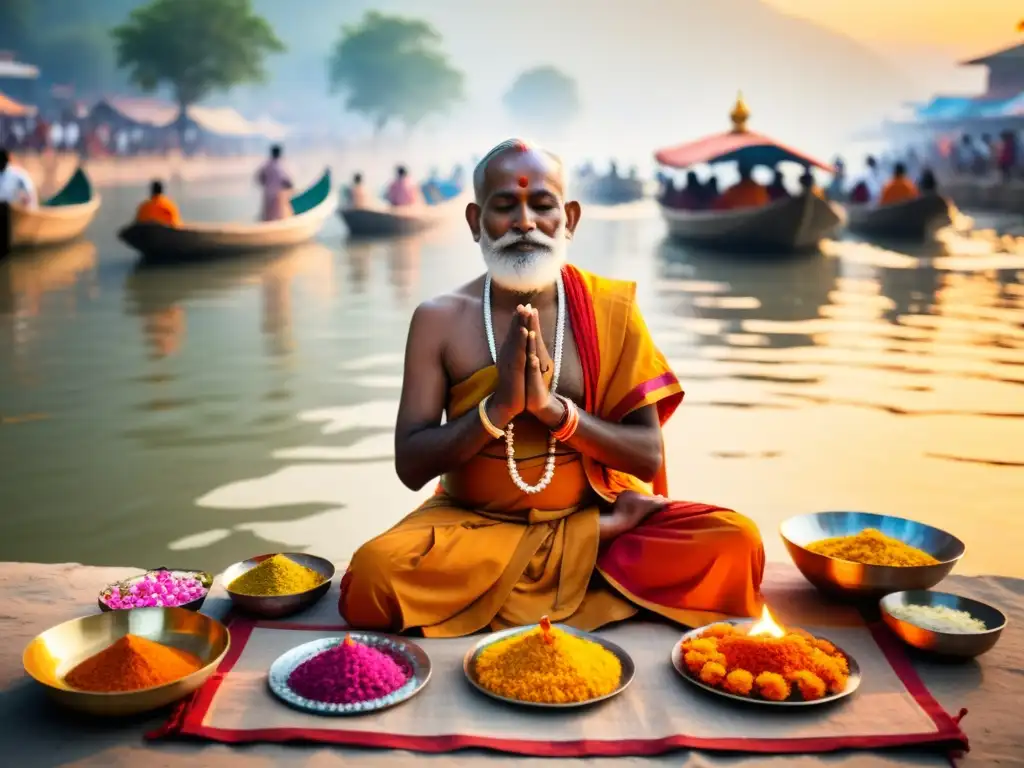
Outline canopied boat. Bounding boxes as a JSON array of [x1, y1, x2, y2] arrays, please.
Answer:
[[8, 169, 101, 251], [845, 193, 954, 240], [654, 96, 845, 253], [118, 170, 335, 262], [339, 193, 468, 238]]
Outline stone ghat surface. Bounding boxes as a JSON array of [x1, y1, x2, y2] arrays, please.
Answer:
[[0, 561, 1020, 767]]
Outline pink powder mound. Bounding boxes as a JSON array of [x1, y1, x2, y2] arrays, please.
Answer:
[[288, 640, 413, 704]]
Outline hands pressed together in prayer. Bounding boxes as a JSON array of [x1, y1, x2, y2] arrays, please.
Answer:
[[486, 303, 563, 429], [485, 304, 669, 539]]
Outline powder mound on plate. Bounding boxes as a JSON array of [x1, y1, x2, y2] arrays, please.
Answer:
[[288, 635, 412, 704], [228, 554, 326, 596], [65, 634, 203, 692], [806, 528, 939, 567], [474, 618, 622, 704]]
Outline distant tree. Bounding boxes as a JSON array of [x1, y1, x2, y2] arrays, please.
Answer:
[[0, 0, 32, 53], [503, 66, 581, 136], [328, 11, 464, 135], [111, 0, 284, 118]]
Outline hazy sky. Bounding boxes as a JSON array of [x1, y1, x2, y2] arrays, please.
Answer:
[[764, 0, 1020, 56]]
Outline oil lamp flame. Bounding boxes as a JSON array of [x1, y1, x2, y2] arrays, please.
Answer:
[[748, 606, 785, 638], [539, 615, 554, 644]]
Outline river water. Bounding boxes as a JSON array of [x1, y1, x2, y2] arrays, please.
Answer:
[[1, 178, 1022, 580]]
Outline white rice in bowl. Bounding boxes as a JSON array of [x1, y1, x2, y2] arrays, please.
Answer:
[[889, 604, 988, 634]]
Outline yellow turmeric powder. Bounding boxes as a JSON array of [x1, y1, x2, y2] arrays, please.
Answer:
[[807, 528, 938, 567], [474, 625, 621, 704]]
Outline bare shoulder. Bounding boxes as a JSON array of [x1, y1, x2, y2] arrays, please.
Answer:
[[407, 277, 484, 341]]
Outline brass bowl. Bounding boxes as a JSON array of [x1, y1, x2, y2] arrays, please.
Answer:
[[98, 568, 213, 613], [780, 511, 964, 599], [221, 552, 335, 619], [23, 607, 229, 717], [880, 590, 1007, 659]]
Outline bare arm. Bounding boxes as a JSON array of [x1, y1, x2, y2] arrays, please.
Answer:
[[393, 300, 525, 491], [538, 400, 663, 482]]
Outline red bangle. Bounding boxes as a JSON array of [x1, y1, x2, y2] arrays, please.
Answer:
[[552, 398, 580, 442]]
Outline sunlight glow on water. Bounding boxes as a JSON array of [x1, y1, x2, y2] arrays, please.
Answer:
[[1, 182, 1022, 576]]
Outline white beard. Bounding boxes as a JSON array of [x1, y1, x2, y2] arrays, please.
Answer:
[[479, 223, 569, 293]]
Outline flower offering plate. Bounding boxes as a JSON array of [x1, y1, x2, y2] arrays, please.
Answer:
[[671, 619, 862, 708], [267, 632, 431, 715], [463, 623, 636, 709]]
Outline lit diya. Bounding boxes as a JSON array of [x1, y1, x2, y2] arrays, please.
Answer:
[[465, 616, 636, 708], [672, 606, 861, 706]]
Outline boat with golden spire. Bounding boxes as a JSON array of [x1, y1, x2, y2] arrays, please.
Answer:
[[654, 94, 845, 253]]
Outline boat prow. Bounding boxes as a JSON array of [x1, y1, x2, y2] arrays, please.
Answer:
[[118, 169, 336, 262], [10, 168, 101, 251], [339, 193, 468, 238], [846, 194, 953, 240], [659, 193, 845, 253]]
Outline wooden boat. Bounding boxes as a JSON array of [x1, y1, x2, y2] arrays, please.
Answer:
[[118, 169, 335, 262], [9, 169, 101, 251], [659, 192, 845, 253], [654, 94, 844, 253], [845, 194, 953, 240], [340, 193, 467, 238]]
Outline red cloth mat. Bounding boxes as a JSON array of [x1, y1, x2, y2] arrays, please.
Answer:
[[152, 616, 968, 758]]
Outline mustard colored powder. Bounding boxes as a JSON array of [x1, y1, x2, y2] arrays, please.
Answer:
[[474, 626, 621, 704], [228, 554, 326, 596], [806, 528, 939, 567]]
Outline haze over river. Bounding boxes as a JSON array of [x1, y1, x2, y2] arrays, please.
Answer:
[[2, 178, 1023, 579]]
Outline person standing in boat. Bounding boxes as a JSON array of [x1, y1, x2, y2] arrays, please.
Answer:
[[385, 166, 421, 207], [766, 166, 789, 201], [256, 145, 294, 221]]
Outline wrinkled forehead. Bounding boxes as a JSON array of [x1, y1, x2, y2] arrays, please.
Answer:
[[481, 149, 565, 202]]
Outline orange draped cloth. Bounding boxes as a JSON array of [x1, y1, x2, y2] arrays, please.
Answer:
[[713, 179, 770, 211], [880, 177, 919, 205], [339, 266, 765, 637], [135, 195, 181, 227]]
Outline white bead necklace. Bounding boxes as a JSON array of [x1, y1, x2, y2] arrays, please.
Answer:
[[483, 272, 566, 494]]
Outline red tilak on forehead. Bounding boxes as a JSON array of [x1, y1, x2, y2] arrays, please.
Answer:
[[517, 175, 529, 188], [513, 140, 529, 152]]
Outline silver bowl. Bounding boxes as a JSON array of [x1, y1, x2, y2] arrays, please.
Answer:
[[880, 590, 1006, 659], [98, 568, 213, 613], [221, 553, 335, 619], [780, 511, 964, 599], [23, 607, 229, 717]]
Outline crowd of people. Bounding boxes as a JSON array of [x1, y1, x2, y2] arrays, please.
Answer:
[[882, 129, 1021, 184], [343, 165, 465, 210], [658, 162, 821, 212]]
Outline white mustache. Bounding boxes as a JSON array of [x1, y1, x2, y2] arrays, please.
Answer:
[[488, 230, 557, 251]]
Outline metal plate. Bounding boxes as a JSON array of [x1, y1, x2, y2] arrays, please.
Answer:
[[671, 619, 862, 707], [463, 623, 635, 709], [268, 633, 431, 715]]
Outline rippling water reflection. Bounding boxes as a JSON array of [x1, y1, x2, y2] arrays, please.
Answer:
[[0, 182, 1021, 579]]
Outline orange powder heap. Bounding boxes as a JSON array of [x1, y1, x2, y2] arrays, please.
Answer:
[[64, 634, 202, 692]]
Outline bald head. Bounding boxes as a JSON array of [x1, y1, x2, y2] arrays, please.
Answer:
[[472, 138, 565, 203]]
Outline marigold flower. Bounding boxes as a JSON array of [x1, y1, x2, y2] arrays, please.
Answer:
[[755, 671, 790, 701], [699, 661, 727, 685], [724, 668, 754, 695]]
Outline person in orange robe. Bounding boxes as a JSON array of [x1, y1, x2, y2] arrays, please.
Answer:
[[338, 139, 765, 638], [713, 162, 770, 210], [880, 162, 920, 206], [134, 180, 181, 227]]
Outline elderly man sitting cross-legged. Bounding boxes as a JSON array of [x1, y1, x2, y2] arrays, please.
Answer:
[[338, 139, 765, 637]]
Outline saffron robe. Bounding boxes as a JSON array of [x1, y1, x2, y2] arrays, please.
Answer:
[[339, 266, 765, 637], [713, 179, 770, 211], [135, 195, 181, 227], [880, 177, 920, 206]]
